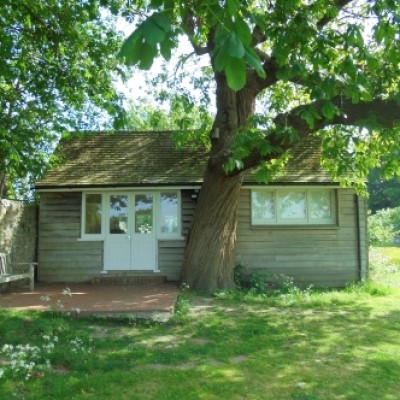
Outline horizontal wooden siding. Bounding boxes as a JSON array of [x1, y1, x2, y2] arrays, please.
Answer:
[[38, 192, 103, 282], [157, 190, 194, 281], [235, 189, 367, 288]]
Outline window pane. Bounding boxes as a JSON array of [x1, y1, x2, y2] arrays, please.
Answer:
[[278, 191, 306, 219], [85, 194, 102, 234], [160, 193, 178, 234], [252, 190, 275, 223], [135, 194, 153, 234], [310, 190, 332, 219], [109, 195, 128, 234]]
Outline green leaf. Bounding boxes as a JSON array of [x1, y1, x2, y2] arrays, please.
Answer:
[[138, 43, 158, 70], [141, 18, 166, 46], [374, 22, 387, 44], [300, 107, 321, 129], [226, 0, 238, 16], [225, 57, 246, 91], [322, 101, 337, 120], [346, 26, 364, 48], [244, 46, 266, 78], [273, 44, 290, 65], [227, 33, 245, 58], [150, 0, 164, 8], [233, 16, 252, 45], [214, 24, 231, 44], [152, 12, 171, 33], [118, 31, 142, 65], [213, 39, 230, 71], [160, 39, 173, 60]]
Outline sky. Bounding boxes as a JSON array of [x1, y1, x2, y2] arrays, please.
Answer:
[[114, 15, 212, 110]]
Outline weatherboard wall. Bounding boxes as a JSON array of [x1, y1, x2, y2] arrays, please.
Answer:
[[235, 188, 368, 288], [37, 188, 367, 287], [157, 190, 194, 281], [38, 192, 103, 282], [37, 191, 192, 282]]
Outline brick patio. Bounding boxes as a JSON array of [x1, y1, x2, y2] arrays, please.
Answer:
[[0, 282, 179, 321]]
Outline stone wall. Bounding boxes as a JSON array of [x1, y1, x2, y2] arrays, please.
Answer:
[[0, 199, 37, 265]]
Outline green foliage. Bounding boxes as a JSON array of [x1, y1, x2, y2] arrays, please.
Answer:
[[124, 96, 212, 137], [117, 1, 400, 291], [120, 0, 400, 194], [0, 0, 126, 197], [368, 168, 400, 212], [233, 263, 313, 300], [368, 207, 400, 245], [119, 12, 174, 69]]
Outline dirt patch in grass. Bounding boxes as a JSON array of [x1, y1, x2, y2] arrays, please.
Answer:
[[52, 364, 70, 375], [146, 361, 197, 370], [229, 355, 248, 364]]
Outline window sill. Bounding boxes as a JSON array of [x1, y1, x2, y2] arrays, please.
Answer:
[[251, 224, 339, 230], [158, 236, 185, 241], [78, 237, 105, 241]]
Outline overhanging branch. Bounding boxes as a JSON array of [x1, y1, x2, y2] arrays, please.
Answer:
[[183, 10, 210, 56], [316, 0, 354, 28], [238, 96, 400, 172]]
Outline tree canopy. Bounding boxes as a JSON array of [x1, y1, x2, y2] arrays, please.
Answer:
[[120, 0, 400, 179], [368, 168, 400, 212], [0, 0, 126, 198], [119, 0, 400, 291]]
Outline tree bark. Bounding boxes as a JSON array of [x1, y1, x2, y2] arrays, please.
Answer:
[[181, 70, 257, 291], [181, 166, 244, 291]]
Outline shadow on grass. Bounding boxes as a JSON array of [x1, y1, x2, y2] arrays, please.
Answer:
[[1, 290, 400, 400]]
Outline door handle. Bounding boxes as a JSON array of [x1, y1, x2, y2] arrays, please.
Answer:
[[127, 235, 131, 240]]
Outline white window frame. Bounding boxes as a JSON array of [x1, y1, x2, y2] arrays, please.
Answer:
[[80, 190, 183, 241], [158, 190, 182, 238], [80, 192, 105, 240], [251, 188, 337, 226]]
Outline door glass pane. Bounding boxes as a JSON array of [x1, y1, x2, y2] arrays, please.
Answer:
[[160, 193, 178, 233], [85, 194, 102, 234], [135, 194, 153, 234], [109, 195, 128, 234], [310, 190, 332, 219], [278, 191, 306, 219], [251, 190, 275, 223]]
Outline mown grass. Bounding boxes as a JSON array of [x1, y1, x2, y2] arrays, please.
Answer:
[[1, 248, 400, 399]]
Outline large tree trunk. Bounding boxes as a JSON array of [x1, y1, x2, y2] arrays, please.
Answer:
[[181, 166, 244, 291], [181, 70, 258, 291]]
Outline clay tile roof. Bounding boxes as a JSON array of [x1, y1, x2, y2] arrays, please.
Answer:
[[35, 130, 333, 189]]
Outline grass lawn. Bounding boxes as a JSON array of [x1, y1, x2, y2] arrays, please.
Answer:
[[1, 248, 400, 400]]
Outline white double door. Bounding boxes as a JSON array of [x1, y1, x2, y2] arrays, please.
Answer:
[[104, 192, 157, 271]]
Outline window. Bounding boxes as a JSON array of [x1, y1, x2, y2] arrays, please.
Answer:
[[109, 194, 128, 234], [251, 189, 336, 225], [81, 191, 182, 240], [83, 193, 103, 235], [135, 194, 153, 234], [160, 192, 180, 235]]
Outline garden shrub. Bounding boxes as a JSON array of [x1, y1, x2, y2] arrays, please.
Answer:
[[368, 207, 400, 245]]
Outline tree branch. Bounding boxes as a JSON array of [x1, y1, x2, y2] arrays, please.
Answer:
[[251, 24, 267, 47], [248, 0, 355, 95], [239, 96, 400, 172], [316, 0, 354, 29], [182, 10, 210, 56]]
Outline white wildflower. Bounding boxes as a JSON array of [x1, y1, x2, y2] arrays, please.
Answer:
[[62, 287, 72, 297]]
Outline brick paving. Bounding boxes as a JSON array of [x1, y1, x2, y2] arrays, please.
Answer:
[[0, 282, 179, 320]]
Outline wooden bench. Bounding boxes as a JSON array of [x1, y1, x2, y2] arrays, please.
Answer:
[[0, 253, 36, 292]]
